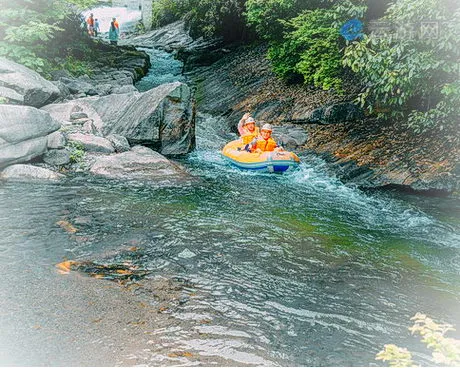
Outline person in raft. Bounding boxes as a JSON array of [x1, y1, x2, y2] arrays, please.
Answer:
[[238, 115, 260, 145], [250, 123, 283, 153]]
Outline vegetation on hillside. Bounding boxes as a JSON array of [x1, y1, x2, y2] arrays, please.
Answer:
[[0, 0, 97, 76]]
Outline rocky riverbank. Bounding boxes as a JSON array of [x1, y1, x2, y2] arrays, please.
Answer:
[[0, 46, 196, 185], [183, 42, 459, 194]]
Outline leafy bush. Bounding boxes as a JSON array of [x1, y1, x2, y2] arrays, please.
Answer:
[[151, 0, 184, 28], [68, 141, 85, 163], [268, 9, 345, 90], [343, 0, 460, 132], [376, 313, 460, 367], [0, 0, 96, 74], [245, 0, 324, 41], [266, 1, 366, 90]]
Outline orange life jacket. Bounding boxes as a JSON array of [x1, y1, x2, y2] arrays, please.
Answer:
[[241, 127, 260, 145], [254, 137, 278, 152], [87, 17, 94, 26]]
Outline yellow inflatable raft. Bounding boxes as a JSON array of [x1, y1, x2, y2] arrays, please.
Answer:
[[221, 139, 300, 173]]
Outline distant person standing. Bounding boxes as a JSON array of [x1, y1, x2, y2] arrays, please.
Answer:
[[86, 13, 94, 36], [94, 18, 100, 37], [112, 17, 119, 30], [108, 20, 119, 45]]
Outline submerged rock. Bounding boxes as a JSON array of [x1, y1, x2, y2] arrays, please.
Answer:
[[0, 164, 64, 181], [89, 145, 189, 183], [0, 57, 59, 107], [0, 105, 60, 168]]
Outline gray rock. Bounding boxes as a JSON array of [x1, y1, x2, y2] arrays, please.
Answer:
[[60, 78, 94, 95], [0, 105, 60, 168], [70, 112, 89, 120], [111, 85, 138, 94], [67, 132, 115, 153], [47, 131, 67, 149], [0, 57, 60, 107], [82, 120, 98, 135], [51, 81, 71, 102], [43, 82, 195, 156], [89, 145, 188, 183], [107, 134, 130, 152], [95, 83, 113, 96], [43, 148, 71, 166], [1, 164, 64, 181], [123, 21, 216, 53], [0, 86, 24, 104], [50, 69, 72, 80], [302, 102, 364, 125], [272, 125, 308, 149], [114, 77, 134, 86], [98, 82, 195, 155]]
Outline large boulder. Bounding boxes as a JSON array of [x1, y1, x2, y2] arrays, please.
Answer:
[[0, 164, 63, 181], [90, 145, 189, 183], [0, 58, 59, 107], [42, 81, 195, 156], [0, 105, 60, 168]]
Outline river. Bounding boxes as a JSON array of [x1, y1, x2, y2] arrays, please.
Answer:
[[0, 45, 459, 367]]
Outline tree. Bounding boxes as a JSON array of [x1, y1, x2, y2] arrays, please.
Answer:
[[343, 0, 460, 132], [0, 0, 97, 73]]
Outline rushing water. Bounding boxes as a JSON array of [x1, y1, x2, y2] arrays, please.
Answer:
[[1, 47, 460, 366]]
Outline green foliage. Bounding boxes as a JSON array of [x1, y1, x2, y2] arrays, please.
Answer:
[[151, 0, 184, 28], [267, 2, 366, 90], [245, 0, 324, 41], [68, 141, 86, 163], [150, 0, 249, 41], [58, 56, 93, 77], [343, 0, 460, 132], [376, 344, 414, 367], [0, 0, 97, 73], [376, 313, 460, 367]]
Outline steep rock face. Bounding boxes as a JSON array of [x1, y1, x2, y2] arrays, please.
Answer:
[[186, 44, 459, 193], [0, 105, 60, 168], [42, 82, 195, 156], [0, 58, 60, 107]]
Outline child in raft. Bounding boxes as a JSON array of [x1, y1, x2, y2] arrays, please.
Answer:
[[250, 123, 283, 153], [238, 113, 260, 145]]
